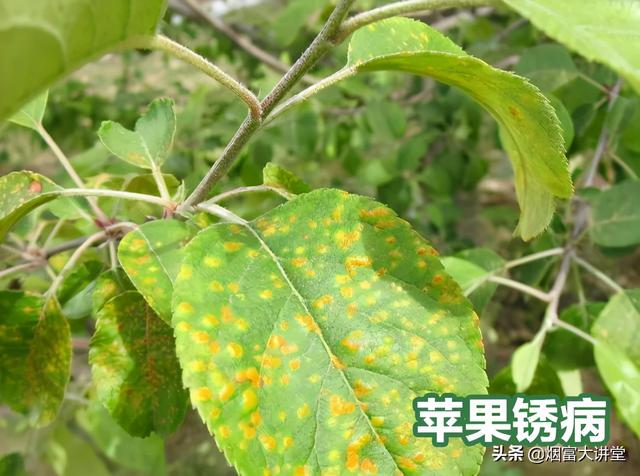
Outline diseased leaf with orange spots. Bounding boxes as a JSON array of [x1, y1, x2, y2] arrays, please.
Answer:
[[118, 220, 198, 324], [332, 17, 571, 240], [0, 291, 71, 425], [173, 188, 487, 475], [89, 291, 188, 437], [92, 269, 134, 314], [0, 171, 62, 241]]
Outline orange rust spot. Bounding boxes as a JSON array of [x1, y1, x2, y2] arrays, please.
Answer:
[[359, 207, 389, 218], [223, 242, 243, 252], [262, 355, 282, 369], [291, 257, 308, 267], [331, 354, 346, 369], [345, 256, 372, 276], [361, 458, 378, 474], [194, 387, 213, 401], [336, 228, 361, 249], [227, 342, 244, 358], [221, 306, 236, 322], [259, 435, 277, 451], [330, 395, 356, 416], [219, 383, 235, 402], [347, 303, 358, 318], [398, 457, 417, 470], [289, 358, 301, 371], [432, 274, 444, 285], [354, 380, 372, 398], [209, 341, 221, 354], [29, 181, 43, 193], [192, 331, 209, 344], [508, 105, 523, 119], [250, 410, 262, 426], [295, 314, 319, 333], [267, 335, 285, 350]]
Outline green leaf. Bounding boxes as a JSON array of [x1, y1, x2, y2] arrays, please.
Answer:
[[591, 181, 640, 248], [262, 163, 311, 198], [511, 333, 544, 392], [173, 189, 487, 475], [0, 171, 62, 241], [346, 17, 572, 240], [503, 0, 640, 93], [92, 269, 134, 315], [440, 257, 489, 292], [489, 357, 564, 396], [593, 342, 640, 438], [0, 453, 26, 476], [514, 44, 578, 92], [118, 220, 197, 323], [592, 290, 640, 436], [453, 248, 504, 312], [89, 291, 188, 437], [8, 91, 48, 130], [0, 0, 166, 120], [98, 98, 176, 169], [0, 291, 71, 425]]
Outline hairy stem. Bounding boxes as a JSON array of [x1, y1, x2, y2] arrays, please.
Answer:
[[334, 0, 491, 43], [182, 0, 356, 208], [127, 35, 261, 120], [182, 0, 318, 85], [553, 318, 598, 346], [38, 125, 108, 221]]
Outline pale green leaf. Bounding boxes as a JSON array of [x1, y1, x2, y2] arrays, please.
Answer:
[[591, 181, 640, 248], [441, 257, 490, 293], [0, 171, 61, 241], [511, 333, 544, 392], [593, 342, 640, 438], [346, 17, 572, 240], [0, 0, 166, 120], [504, 0, 640, 93], [98, 98, 176, 169], [89, 291, 188, 437], [557, 369, 583, 396], [118, 220, 197, 323], [173, 189, 487, 475], [262, 163, 311, 198], [0, 292, 71, 425], [8, 91, 48, 130]]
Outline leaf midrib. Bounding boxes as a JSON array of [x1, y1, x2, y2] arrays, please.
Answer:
[[241, 221, 404, 474]]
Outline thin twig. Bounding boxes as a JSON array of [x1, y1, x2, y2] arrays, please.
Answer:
[[487, 276, 551, 302], [334, 0, 491, 43], [38, 125, 108, 222], [0, 262, 38, 280], [573, 255, 624, 294], [182, 0, 318, 85], [553, 318, 598, 346], [503, 248, 565, 270]]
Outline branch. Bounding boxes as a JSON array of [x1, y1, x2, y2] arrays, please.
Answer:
[[181, 0, 318, 85], [334, 0, 491, 43], [0, 262, 38, 280], [127, 35, 262, 120], [206, 185, 287, 204], [553, 318, 598, 346], [181, 0, 356, 208]]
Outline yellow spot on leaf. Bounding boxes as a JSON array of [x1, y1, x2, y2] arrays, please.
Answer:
[[242, 389, 258, 410], [219, 383, 235, 402], [223, 242, 243, 252], [227, 342, 244, 358], [297, 403, 310, 419]]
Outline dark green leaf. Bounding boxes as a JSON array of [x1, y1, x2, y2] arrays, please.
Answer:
[[89, 291, 188, 437], [0, 292, 71, 425]]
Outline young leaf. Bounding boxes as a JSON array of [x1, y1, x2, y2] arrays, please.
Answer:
[[173, 189, 487, 475], [89, 291, 188, 437], [93, 269, 134, 315], [118, 220, 197, 323], [590, 181, 640, 248], [98, 98, 176, 169], [0, 0, 166, 120], [0, 291, 71, 425], [8, 91, 48, 130], [262, 163, 311, 198], [0, 171, 62, 241], [511, 333, 544, 392], [504, 0, 640, 93], [345, 18, 572, 240]]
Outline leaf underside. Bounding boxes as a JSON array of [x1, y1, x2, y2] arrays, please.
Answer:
[[347, 18, 572, 240], [173, 189, 487, 476], [0, 0, 166, 120]]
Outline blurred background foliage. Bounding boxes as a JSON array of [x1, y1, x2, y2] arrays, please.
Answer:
[[1, 0, 639, 474]]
